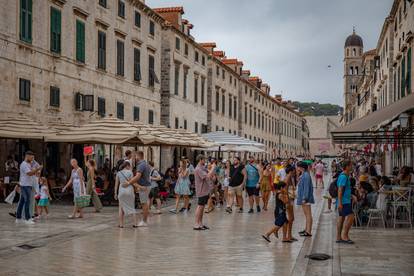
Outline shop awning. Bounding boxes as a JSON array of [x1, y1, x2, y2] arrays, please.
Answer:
[[201, 131, 265, 148], [45, 117, 214, 147], [332, 93, 414, 144], [0, 115, 57, 140]]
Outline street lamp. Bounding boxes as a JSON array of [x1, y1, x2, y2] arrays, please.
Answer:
[[399, 113, 409, 128]]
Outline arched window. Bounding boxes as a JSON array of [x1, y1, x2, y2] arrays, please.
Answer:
[[355, 66, 359, 75], [349, 66, 354, 75], [353, 48, 356, 56]]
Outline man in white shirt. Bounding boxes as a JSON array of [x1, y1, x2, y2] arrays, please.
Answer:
[[16, 151, 42, 224]]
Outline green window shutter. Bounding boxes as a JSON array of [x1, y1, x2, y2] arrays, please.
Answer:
[[76, 20, 85, 62], [401, 56, 406, 97], [408, 48, 412, 95], [50, 7, 61, 53], [20, 0, 32, 42]]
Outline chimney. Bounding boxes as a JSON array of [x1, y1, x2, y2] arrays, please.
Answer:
[[237, 61, 243, 76], [153, 7, 184, 30], [241, 70, 250, 80], [222, 59, 238, 72], [248, 76, 262, 89], [213, 50, 225, 59], [199, 42, 216, 54], [261, 83, 270, 95], [275, 94, 282, 102]]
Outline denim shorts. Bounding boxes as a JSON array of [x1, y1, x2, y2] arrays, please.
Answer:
[[338, 203, 353, 217]]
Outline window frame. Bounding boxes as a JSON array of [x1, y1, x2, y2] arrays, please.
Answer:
[[19, 78, 31, 101], [49, 86, 60, 107]]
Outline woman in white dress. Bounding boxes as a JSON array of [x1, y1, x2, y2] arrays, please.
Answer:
[[114, 161, 138, 228], [62, 159, 86, 219]]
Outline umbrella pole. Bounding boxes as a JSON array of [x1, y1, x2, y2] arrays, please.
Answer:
[[159, 145, 162, 171], [218, 146, 221, 159]]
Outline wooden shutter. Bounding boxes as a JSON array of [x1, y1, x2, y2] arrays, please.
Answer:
[[76, 20, 85, 63], [133, 106, 140, 121], [134, 48, 141, 81], [20, 0, 32, 42], [50, 7, 61, 53], [98, 97, 106, 117], [98, 31, 106, 70]]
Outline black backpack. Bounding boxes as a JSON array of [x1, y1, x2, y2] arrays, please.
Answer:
[[328, 178, 339, 198]]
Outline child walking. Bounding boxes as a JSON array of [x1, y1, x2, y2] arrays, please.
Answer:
[[37, 177, 51, 218], [262, 182, 290, 243]]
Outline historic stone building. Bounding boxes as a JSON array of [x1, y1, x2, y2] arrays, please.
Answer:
[[0, 0, 309, 170], [341, 0, 413, 173]]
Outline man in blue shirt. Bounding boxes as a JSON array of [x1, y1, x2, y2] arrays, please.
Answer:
[[336, 160, 355, 244], [245, 156, 261, 213]]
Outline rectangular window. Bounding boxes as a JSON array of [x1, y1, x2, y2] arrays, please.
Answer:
[[50, 7, 61, 53], [83, 95, 94, 111], [244, 104, 248, 123], [201, 78, 205, 106], [195, 51, 199, 62], [50, 86, 60, 107], [98, 97, 105, 117], [222, 93, 225, 114], [118, 0, 125, 18], [222, 69, 225, 80], [133, 48, 141, 81], [134, 11, 141, 28], [116, 40, 124, 76], [401, 56, 406, 97], [228, 96, 232, 117], [117, 102, 124, 119], [194, 76, 198, 103], [98, 31, 106, 70], [174, 64, 179, 95], [194, 122, 198, 133], [148, 55, 159, 87], [175, 37, 180, 50], [99, 0, 107, 8], [76, 20, 85, 63], [184, 43, 189, 56], [215, 90, 220, 111], [183, 119, 187, 130], [233, 98, 237, 119], [216, 66, 220, 77], [133, 106, 140, 121], [202, 56, 206, 66], [19, 78, 30, 101], [20, 0, 32, 43], [75, 93, 82, 110], [149, 20, 155, 36], [148, 110, 154, 124], [175, 117, 179, 129], [183, 69, 188, 98]]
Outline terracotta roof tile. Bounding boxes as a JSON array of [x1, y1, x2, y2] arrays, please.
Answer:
[[213, 51, 225, 57], [222, 59, 238, 65], [199, 42, 217, 48], [153, 7, 184, 14]]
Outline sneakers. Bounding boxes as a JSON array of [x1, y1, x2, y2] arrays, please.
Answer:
[[155, 209, 162, 214], [169, 209, 177, 214], [248, 209, 254, 214], [24, 219, 35, 225], [137, 221, 148, 227], [238, 208, 243, 213], [225, 207, 232, 213], [257, 205, 261, 213], [15, 219, 23, 224], [179, 207, 186, 213]]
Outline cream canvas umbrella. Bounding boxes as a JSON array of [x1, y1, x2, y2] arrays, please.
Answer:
[[0, 114, 57, 140]]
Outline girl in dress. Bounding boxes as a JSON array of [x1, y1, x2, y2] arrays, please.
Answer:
[[170, 160, 191, 214], [62, 159, 86, 219], [114, 161, 138, 228], [260, 163, 273, 211], [37, 177, 51, 218], [85, 158, 103, 212]]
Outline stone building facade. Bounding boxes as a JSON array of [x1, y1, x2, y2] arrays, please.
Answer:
[[0, 0, 309, 171], [342, 0, 414, 173]]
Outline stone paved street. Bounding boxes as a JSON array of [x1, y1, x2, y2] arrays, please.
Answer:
[[0, 188, 324, 276]]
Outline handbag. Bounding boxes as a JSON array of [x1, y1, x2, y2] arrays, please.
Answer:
[[75, 194, 91, 208], [5, 190, 16, 205]]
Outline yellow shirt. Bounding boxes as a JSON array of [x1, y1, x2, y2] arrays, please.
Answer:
[[273, 164, 284, 184]]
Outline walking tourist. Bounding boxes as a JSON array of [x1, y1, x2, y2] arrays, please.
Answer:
[[148, 161, 162, 214], [296, 161, 314, 237], [16, 151, 42, 225], [114, 161, 138, 228], [62, 159, 86, 219], [85, 158, 103, 212], [315, 160, 325, 188], [260, 162, 273, 211], [336, 160, 355, 244], [226, 157, 246, 213], [127, 151, 151, 227], [170, 159, 191, 214], [206, 158, 218, 213], [262, 181, 289, 243], [37, 177, 50, 218], [222, 159, 231, 206], [285, 165, 297, 242], [193, 154, 213, 230], [245, 156, 261, 213]]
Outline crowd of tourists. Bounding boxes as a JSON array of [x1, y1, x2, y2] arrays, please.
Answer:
[[3, 149, 413, 245]]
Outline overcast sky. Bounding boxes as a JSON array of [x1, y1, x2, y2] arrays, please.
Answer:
[[147, 0, 392, 106]]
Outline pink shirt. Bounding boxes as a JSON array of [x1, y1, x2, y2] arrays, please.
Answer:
[[315, 163, 324, 175], [195, 164, 210, 197]]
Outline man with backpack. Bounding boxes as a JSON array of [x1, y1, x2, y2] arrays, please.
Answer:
[[148, 161, 163, 214], [336, 160, 355, 244]]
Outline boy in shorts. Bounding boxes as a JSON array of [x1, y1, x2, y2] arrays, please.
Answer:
[[262, 182, 290, 243]]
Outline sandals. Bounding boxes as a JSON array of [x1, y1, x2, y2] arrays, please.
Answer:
[[282, 240, 293, 243], [193, 226, 203, 231], [202, 225, 210, 230], [262, 235, 271, 243], [119, 225, 125, 228], [290, 237, 298, 242], [301, 232, 312, 237], [337, 239, 354, 244]]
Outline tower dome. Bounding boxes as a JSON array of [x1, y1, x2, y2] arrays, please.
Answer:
[[345, 28, 363, 48]]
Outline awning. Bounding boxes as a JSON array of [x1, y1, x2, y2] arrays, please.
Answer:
[[45, 117, 214, 147], [332, 93, 414, 144], [201, 131, 265, 148], [0, 114, 57, 140]]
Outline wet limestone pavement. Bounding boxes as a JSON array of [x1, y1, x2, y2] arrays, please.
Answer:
[[0, 189, 324, 276]]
